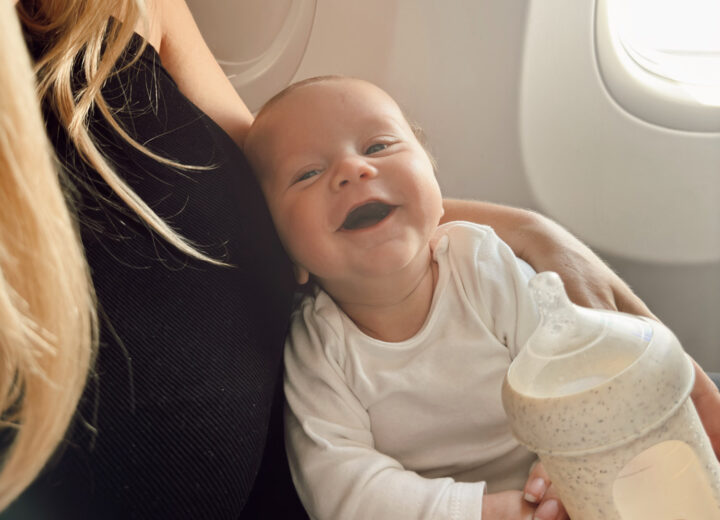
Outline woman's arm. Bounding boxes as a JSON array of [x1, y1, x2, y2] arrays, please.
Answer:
[[443, 199, 720, 457], [441, 198, 653, 317], [155, 0, 254, 148]]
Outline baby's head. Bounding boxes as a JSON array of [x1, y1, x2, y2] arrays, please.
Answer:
[[245, 76, 444, 292]]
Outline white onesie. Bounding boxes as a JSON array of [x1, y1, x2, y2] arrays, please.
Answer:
[[284, 222, 539, 520]]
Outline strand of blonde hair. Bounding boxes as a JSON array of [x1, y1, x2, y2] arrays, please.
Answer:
[[0, 3, 97, 510], [18, 0, 224, 265]]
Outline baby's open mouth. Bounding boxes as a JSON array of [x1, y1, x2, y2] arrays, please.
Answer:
[[340, 201, 395, 230]]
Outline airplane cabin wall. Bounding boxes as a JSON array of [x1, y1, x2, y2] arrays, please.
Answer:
[[186, 0, 720, 371]]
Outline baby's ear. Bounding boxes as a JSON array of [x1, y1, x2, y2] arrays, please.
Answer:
[[293, 265, 310, 285]]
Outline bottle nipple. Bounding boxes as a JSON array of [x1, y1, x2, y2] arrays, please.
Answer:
[[527, 272, 605, 357], [529, 271, 576, 335]]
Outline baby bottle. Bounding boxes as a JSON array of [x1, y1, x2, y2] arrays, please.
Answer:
[[502, 272, 720, 519]]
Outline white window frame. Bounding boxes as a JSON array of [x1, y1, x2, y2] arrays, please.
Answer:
[[595, 0, 720, 132]]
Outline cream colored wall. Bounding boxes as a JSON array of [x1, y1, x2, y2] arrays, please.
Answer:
[[289, 0, 536, 209], [186, 0, 720, 371]]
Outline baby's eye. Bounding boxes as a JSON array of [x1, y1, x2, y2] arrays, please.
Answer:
[[295, 169, 320, 183], [365, 143, 388, 155]]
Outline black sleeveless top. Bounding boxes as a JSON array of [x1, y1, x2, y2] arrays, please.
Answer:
[[4, 33, 306, 519]]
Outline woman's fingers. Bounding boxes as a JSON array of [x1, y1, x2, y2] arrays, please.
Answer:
[[611, 282, 656, 320]]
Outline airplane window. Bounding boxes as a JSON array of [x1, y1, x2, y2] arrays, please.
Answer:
[[597, 0, 720, 131], [609, 0, 720, 106]]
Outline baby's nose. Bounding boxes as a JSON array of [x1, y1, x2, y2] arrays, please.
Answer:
[[331, 157, 377, 190]]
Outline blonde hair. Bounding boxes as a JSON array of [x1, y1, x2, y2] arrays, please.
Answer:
[[0, 2, 97, 510], [17, 0, 220, 264]]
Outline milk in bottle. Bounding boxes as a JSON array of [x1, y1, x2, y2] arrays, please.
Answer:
[[502, 272, 720, 519]]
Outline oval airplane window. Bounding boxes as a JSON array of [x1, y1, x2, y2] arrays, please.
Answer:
[[186, 0, 317, 112], [596, 0, 720, 131], [520, 0, 720, 264], [617, 0, 720, 105]]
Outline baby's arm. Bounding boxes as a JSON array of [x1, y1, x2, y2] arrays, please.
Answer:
[[483, 491, 541, 519], [284, 307, 487, 520], [448, 223, 570, 519]]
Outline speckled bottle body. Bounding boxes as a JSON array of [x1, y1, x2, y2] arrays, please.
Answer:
[[539, 400, 720, 519], [502, 303, 720, 518], [504, 274, 720, 518]]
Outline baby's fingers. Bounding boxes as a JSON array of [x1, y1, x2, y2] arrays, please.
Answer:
[[533, 485, 569, 520], [524, 462, 570, 520], [523, 462, 550, 504]]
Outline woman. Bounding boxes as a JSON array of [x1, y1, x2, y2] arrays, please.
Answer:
[[3, 1, 693, 518]]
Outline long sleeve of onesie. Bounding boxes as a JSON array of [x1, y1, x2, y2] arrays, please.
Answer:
[[284, 311, 486, 520], [284, 223, 538, 520]]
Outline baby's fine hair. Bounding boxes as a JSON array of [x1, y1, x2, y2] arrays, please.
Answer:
[[255, 75, 438, 172]]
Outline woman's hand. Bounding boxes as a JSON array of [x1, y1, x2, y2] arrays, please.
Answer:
[[494, 210, 652, 318], [513, 223, 652, 318], [498, 207, 720, 455], [690, 358, 720, 458]]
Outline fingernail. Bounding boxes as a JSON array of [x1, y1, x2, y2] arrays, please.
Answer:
[[523, 477, 546, 503], [533, 498, 560, 520]]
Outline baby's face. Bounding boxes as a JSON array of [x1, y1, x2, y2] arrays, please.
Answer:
[[246, 78, 443, 290]]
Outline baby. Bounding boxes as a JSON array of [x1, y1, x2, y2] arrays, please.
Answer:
[[245, 75, 566, 520]]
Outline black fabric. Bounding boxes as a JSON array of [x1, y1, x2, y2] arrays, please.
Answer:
[[4, 33, 307, 519]]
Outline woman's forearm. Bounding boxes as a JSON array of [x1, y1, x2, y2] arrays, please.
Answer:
[[441, 198, 653, 317], [441, 199, 540, 260]]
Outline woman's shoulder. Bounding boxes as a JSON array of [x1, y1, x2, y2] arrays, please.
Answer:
[[131, 0, 163, 52]]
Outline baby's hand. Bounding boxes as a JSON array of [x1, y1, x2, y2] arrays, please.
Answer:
[[522, 462, 569, 520], [481, 490, 538, 519]]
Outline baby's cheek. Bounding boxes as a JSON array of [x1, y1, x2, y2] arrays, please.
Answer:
[[279, 214, 317, 264]]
